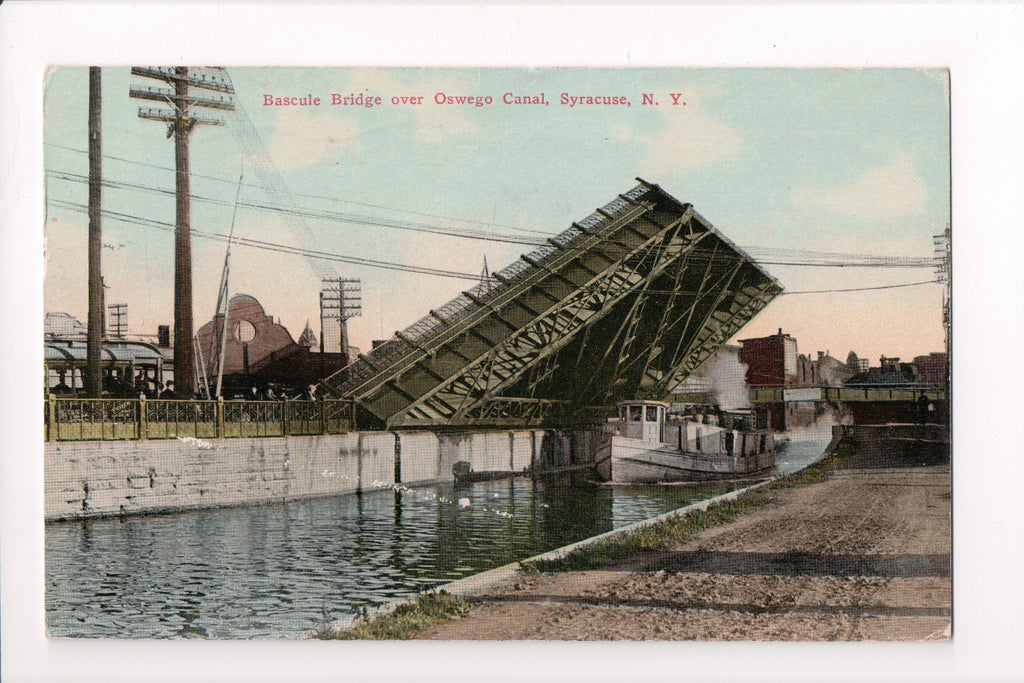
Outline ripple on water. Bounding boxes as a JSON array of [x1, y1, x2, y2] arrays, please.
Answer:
[[47, 440, 828, 639]]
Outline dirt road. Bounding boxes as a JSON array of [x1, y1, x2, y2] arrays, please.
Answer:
[[416, 465, 951, 641]]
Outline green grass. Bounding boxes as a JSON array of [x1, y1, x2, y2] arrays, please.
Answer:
[[521, 490, 772, 573], [771, 438, 856, 489], [522, 438, 860, 574], [317, 591, 469, 640], [317, 439, 863, 638]]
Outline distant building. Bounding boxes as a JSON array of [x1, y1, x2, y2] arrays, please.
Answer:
[[738, 328, 798, 388], [913, 352, 948, 388], [845, 356, 919, 387], [45, 300, 351, 398], [44, 312, 172, 396], [845, 351, 870, 374], [739, 330, 812, 431], [297, 320, 317, 350], [45, 335, 172, 396], [842, 355, 948, 425], [45, 312, 87, 339], [194, 294, 348, 397], [797, 351, 856, 388]]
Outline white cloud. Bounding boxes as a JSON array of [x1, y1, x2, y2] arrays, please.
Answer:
[[266, 108, 359, 171], [636, 92, 742, 177], [791, 153, 927, 220]]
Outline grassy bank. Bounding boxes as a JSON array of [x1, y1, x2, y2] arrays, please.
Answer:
[[521, 491, 772, 573], [324, 439, 857, 639], [521, 438, 856, 573], [774, 438, 855, 488], [316, 591, 468, 640]]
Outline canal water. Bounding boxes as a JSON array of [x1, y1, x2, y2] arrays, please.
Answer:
[[45, 437, 829, 639]]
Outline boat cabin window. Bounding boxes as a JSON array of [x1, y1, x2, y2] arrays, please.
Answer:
[[629, 405, 643, 422], [646, 406, 659, 422]]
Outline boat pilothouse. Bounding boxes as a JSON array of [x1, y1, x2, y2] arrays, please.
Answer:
[[596, 400, 777, 484]]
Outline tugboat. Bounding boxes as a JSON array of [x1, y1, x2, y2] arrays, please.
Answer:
[[595, 400, 777, 483]]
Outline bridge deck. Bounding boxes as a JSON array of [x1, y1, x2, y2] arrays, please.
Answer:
[[321, 179, 782, 429]]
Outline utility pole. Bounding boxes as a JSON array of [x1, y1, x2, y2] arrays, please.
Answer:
[[86, 67, 103, 398], [107, 303, 128, 338], [320, 278, 362, 357], [933, 225, 951, 389], [130, 67, 235, 396]]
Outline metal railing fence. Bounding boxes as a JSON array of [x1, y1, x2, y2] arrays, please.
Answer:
[[45, 396, 356, 442], [748, 386, 947, 404]]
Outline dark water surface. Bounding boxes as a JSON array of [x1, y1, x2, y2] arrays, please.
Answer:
[[46, 438, 828, 639]]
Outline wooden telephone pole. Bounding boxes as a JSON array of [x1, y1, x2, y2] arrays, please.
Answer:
[[320, 278, 362, 357], [86, 67, 103, 397], [130, 67, 235, 396]]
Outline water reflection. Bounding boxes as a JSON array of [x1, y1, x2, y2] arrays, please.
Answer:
[[46, 438, 827, 639]]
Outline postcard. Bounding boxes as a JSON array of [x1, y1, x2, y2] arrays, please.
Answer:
[[4, 4, 1023, 683], [40, 64, 951, 641]]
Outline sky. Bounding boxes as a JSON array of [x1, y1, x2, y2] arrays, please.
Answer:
[[43, 67, 950, 364]]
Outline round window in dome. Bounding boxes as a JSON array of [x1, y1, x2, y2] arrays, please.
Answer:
[[234, 320, 257, 343]]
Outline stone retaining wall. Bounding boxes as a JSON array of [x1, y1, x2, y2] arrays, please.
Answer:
[[45, 428, 581, 522]]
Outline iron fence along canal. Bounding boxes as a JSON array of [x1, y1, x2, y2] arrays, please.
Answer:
[[44, 396, 357, 442]]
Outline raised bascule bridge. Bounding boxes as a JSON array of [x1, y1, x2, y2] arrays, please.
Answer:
[[320, 179, 783, 431]]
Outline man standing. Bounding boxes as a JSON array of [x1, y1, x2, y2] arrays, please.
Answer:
[[916, 391, 931, 424]]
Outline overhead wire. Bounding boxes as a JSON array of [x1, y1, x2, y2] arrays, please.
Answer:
[[48, 199, 482, 281], [46, 169, 545, 246], [46, 168, 940, 269], [778, 280, 940, 295], [46, 146, 939, 267], [44, 141, 539, 234], [51, 196, 943, 300]]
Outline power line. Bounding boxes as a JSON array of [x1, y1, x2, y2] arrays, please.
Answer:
[[46, 169, 545, 247], [49, 199, 482, 281], [779, 279, 940, 294], [44, 142, 540, 234], [45, 147, 940, 268], [51, 197, 942, 298], [47, 169, 939, 269]]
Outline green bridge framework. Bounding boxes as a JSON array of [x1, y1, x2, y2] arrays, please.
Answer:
[[322, 179, 783, 430]]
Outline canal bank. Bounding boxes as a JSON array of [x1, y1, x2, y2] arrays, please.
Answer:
[[318, 433, 951, 641], [44, 427, 597, 522], [46, 435, 830, 638]]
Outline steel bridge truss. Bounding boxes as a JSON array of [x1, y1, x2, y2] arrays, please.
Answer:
[[322, 180, 782, 429]]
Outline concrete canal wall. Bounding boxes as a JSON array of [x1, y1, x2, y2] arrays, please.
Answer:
[[45, 428, 593, 522]]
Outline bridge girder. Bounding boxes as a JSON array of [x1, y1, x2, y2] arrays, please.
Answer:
[[321, 180, 782, 429]]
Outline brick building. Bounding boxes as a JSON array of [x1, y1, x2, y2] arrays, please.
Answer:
[[913, 352, 949, 388], [194, 294, 348, 396], [738, 328, 798, 388], [738, 329, 802, 431]]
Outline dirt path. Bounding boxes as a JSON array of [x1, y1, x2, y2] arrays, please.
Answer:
[[416, 465, 951, 641]]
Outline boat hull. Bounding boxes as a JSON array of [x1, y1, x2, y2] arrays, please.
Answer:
[[596, 434, 777, 484]]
